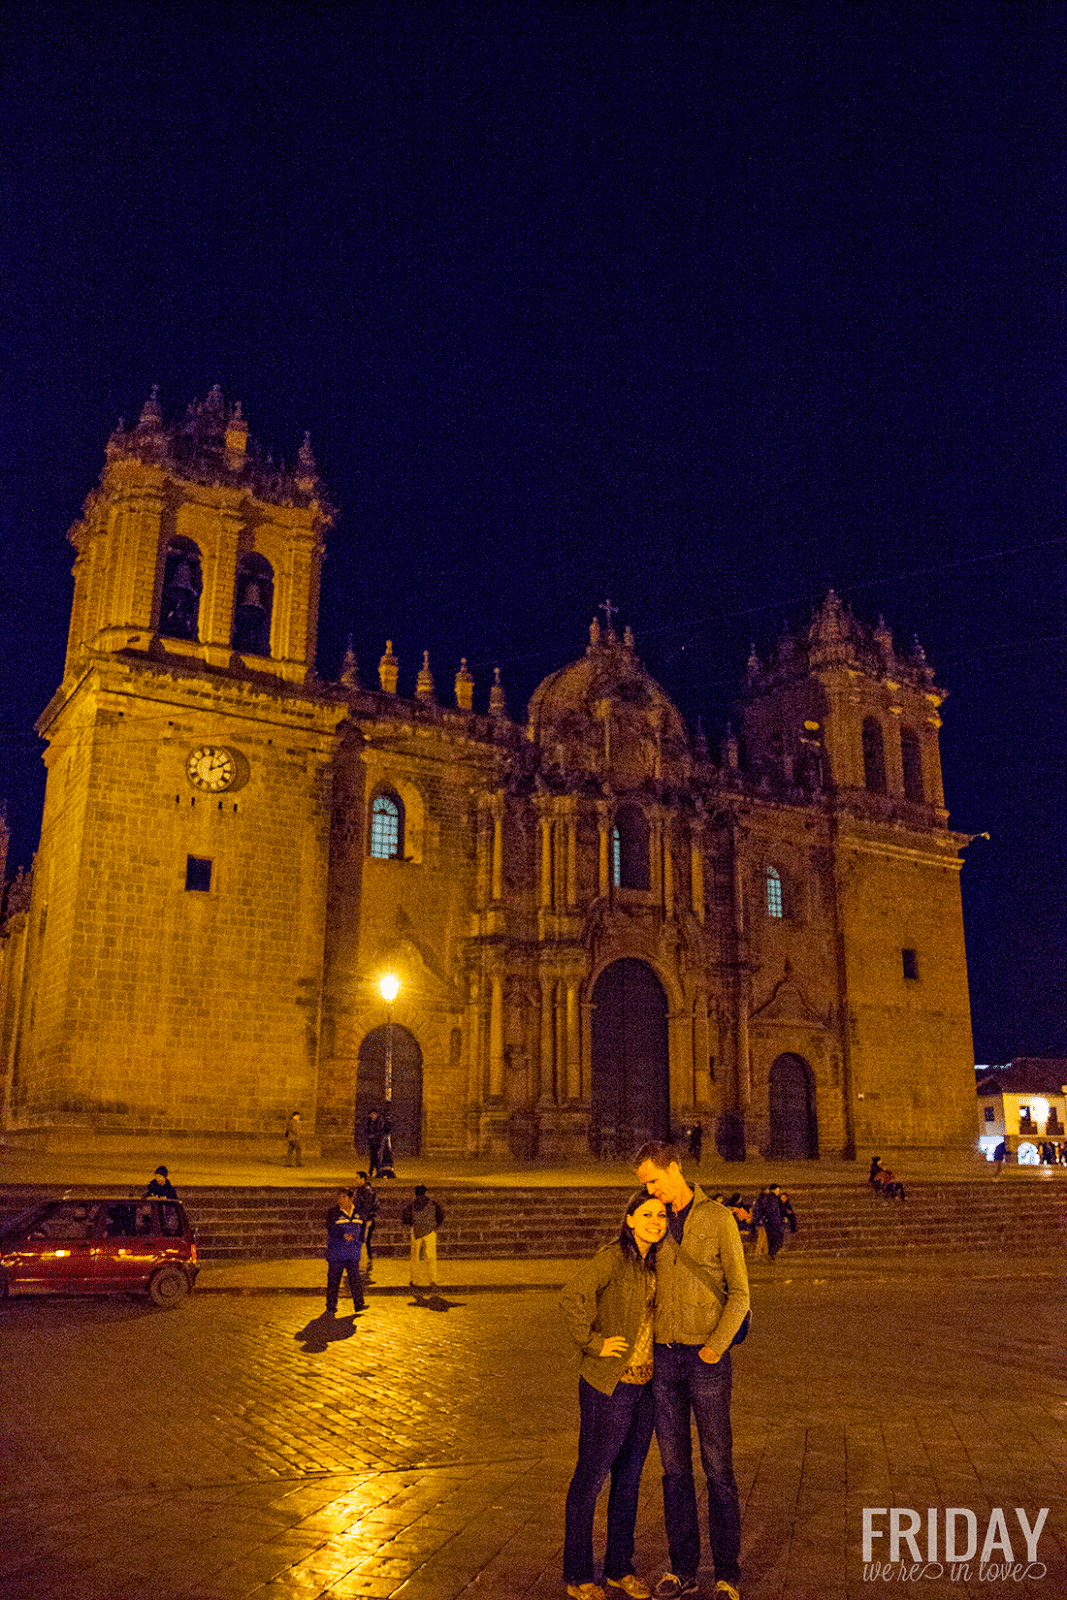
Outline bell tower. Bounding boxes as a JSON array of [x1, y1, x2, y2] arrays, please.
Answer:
[[739, 590, 947, 816], [64, 385, 325, 686], [15, 391, 347, 1151]]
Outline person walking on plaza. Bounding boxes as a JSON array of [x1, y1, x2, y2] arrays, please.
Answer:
[[402, 1184, 444, 1290], [635, 1141, 750, 1600], [750, 1187, 784, 1260], [284, 1110, 303, 1167], [354, 1171, 378, 1277], [143, 1165, 177, 1199], [559, 1189, 668, 1600], [324, 1187, 365, 1317]]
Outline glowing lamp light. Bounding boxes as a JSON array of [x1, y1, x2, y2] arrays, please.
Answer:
[[379, 974, 399, 1004], [1031, 1097, 1049, 1123]]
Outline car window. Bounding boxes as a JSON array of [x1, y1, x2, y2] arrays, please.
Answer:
[[30, 1202, 102, 1239], [159, 1203, 183, 1237], [101, 1203, 140, 1238], [1, 1203, 50, 1238]]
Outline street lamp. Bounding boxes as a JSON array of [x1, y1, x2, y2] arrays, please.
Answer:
[[379, 973, 399, 1102]]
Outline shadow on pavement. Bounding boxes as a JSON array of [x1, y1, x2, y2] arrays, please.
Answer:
[[0, 1294, 157, 1327], [409, 1292, 463, 1312], [293, 1310, 363, 1351]]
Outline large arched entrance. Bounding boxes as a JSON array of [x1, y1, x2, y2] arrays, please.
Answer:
[[355, 1025, 423, 1157], [768, 1053, 818, 1158], [590, 959, 670, 1157]]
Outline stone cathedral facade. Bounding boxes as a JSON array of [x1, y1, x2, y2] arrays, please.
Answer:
[[0, 392, 978, 1162]]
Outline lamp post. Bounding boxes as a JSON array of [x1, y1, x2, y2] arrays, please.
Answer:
[[379, 973, 399, 1103]]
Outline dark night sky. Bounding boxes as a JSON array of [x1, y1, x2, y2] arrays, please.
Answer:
[[2, 3, 1065, 1059]]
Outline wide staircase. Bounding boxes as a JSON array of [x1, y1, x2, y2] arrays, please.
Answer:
[[2, 1179, 1064, 1261]]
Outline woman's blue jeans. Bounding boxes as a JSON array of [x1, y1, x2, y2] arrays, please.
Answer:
[[652, 1343, 741, 1583], [563, 1376, 655, 1582]]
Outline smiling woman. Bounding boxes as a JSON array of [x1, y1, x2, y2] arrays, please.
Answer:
[[557, 1190, 668, 1600]]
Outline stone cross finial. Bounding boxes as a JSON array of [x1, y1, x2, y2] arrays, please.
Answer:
[[599, 597, 618, 635]]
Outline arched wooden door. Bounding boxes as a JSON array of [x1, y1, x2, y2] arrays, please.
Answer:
[[590, 959, 670, 1157], [768, 1053, 818, 1158], [355, 1024, 423, 1156]]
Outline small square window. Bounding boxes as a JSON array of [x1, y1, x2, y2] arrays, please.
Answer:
[[185, 856, 212, 892], [901, 947, 918, 980], [983, 1106, 995, 1123]]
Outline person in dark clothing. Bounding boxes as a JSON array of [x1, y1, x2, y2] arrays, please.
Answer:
[[325, 1188, 365, 1316], [143, 1165, 178, 1199], [377, 1116, 396, 1179], [774, 1187, 797, 1242], [354, 1171, 378, 1277], [365, 1109, 396, 1178], [365, 1110, 385, 1176], [751, 1187, 785, 1259]]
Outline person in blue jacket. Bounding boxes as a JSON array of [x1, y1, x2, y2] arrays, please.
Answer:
[[324, 1188, 365, 1316]]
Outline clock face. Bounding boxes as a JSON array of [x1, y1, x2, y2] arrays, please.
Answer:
[[186, 746, 237, 792]]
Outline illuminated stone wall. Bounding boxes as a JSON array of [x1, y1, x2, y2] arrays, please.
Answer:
[[0, 397, 978, 1162]]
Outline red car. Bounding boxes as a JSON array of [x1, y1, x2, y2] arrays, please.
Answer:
[[0, 1195, 199, 1307]]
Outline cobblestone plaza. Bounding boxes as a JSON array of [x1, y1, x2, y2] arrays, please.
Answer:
[[1, 1259, 1063, 1600]]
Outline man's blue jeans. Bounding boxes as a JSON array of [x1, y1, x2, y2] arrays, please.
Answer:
[[652, 1343, 741, 1583], [563, 1376, 655, 1583]]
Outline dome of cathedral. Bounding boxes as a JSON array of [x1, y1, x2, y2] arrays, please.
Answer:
[[528, 620, 689, 783]]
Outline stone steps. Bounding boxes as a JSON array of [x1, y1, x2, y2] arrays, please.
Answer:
[[2, 1179, 1064, 1261]]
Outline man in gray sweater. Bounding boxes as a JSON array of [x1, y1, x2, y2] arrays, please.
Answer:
[[635, 1141, 750, 1600]]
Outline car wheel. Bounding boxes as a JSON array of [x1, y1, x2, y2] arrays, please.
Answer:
[[148, 1266, 190, 1308]]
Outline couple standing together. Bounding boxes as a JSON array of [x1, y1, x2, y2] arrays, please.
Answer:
[[560, 1142, 749, 1600]]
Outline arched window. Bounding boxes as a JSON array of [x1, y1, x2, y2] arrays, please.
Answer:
[[231, 553, 274, 656], [765, 865, 784, 919], [610, 826, 622, 888], [900, 726, 924, 802], [369, 792, 403, 859], [613, 804, 650, 890], [862, 716, 887, 794], [159, 538, 203, 641]]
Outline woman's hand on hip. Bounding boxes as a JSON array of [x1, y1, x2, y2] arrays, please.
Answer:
[[599, 1335, 628, 1358]]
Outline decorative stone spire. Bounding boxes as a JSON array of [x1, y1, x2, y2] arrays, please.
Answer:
[[225, 401, 249, 469], [488, 666, 507, 718], [137, 385, 163, 429], [340, 636, 358, 688], [295, 432, 318, 493], [454, 657, 474, 711], [623, 625, 635, 650], [588, 617, 602, 649], [722, 722, 739, 769], [874, 614, 894, 658], [911, 634, 935, 682], [746, 643, 760, 680], [416, 650, 435, 700], [694, 716, 709, 760], [378, 640, 399, 695]]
